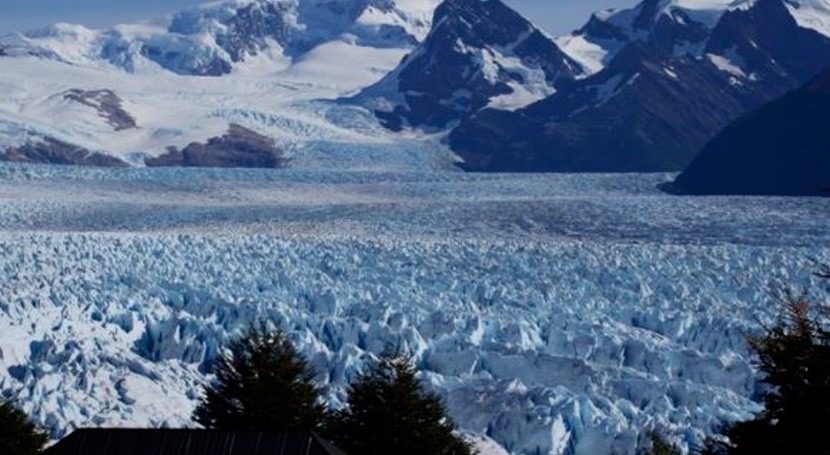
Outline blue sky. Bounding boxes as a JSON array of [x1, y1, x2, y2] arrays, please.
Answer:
[[0, 0, 633, 36]]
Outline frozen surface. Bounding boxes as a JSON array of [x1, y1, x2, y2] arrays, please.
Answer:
[[0, 56, 458, 170], [1, 164, 830, 454]]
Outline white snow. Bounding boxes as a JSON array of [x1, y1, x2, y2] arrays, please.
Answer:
[[555, 35, 616, 77], [562, 0, 830, 75], [0, 0, 455, 167], [484, 50, 557, 111], [277, 40, 409, 94], [786, 0, 830, 37], [664, 0, 738, 28], [707, 52, 747, 79], [1, 166, 829, 455], [0, 0, 440, 77], [0, 52, 454, 169], [487, 81, 553, 111]]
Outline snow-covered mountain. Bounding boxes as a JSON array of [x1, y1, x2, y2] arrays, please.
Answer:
[[4, 0, 830, 173], [446, 0, 830, 172], [558, 0, 830, 74], [354, 0, 583, 130], [0, 0, 457, 170], [0, 0, 439, 76], [557, 0, 735, 75]]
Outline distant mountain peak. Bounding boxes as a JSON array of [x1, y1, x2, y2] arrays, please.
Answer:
[[0, 0, 440, 76], [354, 0, 582, 130], [560, 0, 830, 76]]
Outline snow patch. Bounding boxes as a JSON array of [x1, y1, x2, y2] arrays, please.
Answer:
[[786, 0, 830, 37], [707, 52, 747, 79]]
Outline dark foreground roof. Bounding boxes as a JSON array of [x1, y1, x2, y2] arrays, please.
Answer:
[[45, 429, 347, 455]]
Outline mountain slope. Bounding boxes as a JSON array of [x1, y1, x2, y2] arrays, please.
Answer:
[[3, 0, 830, 173], [557, 0, 734, 75], [666, 68, 830, 196], [0, 0, 455, 170], [447, 0, 830, 172], [0, 0, 439, 76], [451, 41, 755, 172], [353, 0, 583, 130]]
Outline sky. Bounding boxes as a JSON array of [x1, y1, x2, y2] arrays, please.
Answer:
[[0, 0, 634, 36]]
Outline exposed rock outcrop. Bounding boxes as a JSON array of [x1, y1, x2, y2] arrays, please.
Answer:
[[145, 124, 286, 168], [1, 137, 129, 167], [63, 89, 137, 131]]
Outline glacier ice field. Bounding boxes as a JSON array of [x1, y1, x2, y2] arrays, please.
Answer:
[[1, 163, 829, 454]]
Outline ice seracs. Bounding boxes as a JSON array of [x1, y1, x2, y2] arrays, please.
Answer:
[[1, 166, 829, 454]]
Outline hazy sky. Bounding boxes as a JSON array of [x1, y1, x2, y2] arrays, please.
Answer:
[[0, 0, 633, 36]]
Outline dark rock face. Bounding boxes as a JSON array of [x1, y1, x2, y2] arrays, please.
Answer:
[[577, 0, 711, 55], [705, 0, 830, 82], [452, 42, 760, 172], [63, 89, 137, 131], [1, 138, 129, 167], [447, 0, 830, 172], [355, 0, 581, 130], [145, 124, 286, 168], [666, 69, 830, 196]]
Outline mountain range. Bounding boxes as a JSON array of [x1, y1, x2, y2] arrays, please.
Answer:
[[1, 0, 829, 176], [368, 0, 830, 172]]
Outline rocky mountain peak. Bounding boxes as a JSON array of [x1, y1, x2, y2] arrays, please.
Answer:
[[355, 0, 581, 130]]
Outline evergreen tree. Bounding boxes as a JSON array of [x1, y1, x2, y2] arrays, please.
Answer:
[[703, 283, 830, 454], [193, 323, 323, 431], [642, 432, 682, 455], [324, 353, 474, 455], [0, 399, 48, 455]]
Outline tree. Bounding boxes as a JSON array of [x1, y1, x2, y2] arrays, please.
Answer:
[[324, 353, 474, 455], [703, 282, 830, 454], [642, 432, 682, 455], [193, 323, 323, 431], [0, 399, 48, 455]]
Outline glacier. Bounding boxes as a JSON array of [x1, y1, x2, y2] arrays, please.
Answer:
[[1, 164, 829, 454]]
